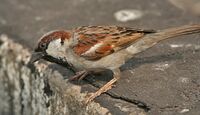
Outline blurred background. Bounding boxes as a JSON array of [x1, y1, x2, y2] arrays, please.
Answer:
[[0, 0, 200, 49]]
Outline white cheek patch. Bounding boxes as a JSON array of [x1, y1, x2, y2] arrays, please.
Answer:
[[46, 39, 66, 58]]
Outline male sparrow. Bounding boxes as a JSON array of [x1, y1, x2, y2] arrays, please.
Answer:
[[29, 24, 200, 103]]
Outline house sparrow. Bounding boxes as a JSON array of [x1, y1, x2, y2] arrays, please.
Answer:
[[29, 24, 200, 103]]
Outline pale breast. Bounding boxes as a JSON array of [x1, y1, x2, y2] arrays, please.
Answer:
[[78, 49, 132, 70]]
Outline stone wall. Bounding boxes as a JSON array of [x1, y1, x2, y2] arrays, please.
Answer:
[[0, 35, 110, 115]]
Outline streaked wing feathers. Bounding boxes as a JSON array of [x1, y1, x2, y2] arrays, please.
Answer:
[[73, 26, 155, 60]]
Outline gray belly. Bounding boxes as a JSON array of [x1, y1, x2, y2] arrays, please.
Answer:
[[66, 49, 132, 71], [79, 50, 132, 70]]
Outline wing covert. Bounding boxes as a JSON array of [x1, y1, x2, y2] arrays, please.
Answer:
[[72, 26, 155, 60]]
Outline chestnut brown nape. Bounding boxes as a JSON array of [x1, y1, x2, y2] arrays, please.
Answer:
[[40, 30, 71, 44], [35, 30, 71, 52]]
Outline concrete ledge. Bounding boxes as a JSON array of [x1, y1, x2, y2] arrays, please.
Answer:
[[0, 35, 112, 115]]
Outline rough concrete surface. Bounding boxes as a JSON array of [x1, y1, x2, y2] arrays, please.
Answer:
[[0, 35, 111, 115], [0, 0, 200, 115]]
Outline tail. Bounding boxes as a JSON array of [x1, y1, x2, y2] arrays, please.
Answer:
[[151, 24, 200, 41], [126, 24, 200, 55]]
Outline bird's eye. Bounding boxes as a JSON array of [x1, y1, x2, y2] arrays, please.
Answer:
[[40, 43, 47, 49]]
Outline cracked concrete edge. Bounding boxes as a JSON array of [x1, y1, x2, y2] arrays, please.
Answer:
[[0, 34, 111, 115]]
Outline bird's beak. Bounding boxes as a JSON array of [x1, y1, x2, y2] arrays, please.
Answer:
[[29, 52, 46, 64]]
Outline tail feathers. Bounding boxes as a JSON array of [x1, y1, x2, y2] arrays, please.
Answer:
[[154, 24, 200, 41], [126, 24, 200, 55]]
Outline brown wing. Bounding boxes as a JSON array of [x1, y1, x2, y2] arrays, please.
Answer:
[[72, 26, 155, 60]]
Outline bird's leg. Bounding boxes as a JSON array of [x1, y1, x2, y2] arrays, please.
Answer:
[[69, 68, 105, 81], [85, 69, 121, 104], [69, 70, 89, 81]]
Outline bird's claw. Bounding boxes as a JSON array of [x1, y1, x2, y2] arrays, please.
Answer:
[[69, 70, 88, 81]]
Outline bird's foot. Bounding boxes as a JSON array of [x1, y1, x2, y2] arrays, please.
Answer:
[[85, 77, 118, 104], [69, 70, 88, 81]]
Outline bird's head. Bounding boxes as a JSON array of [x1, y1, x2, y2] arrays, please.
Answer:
[[29, 30, 72, 64]]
